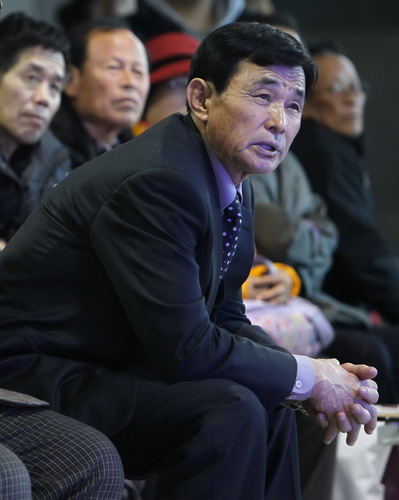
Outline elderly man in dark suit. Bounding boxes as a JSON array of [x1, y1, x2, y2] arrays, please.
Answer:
[[0, 22, 378, 499]]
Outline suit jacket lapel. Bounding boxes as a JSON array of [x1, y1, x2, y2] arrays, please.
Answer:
[[181, 115, 224, 313]]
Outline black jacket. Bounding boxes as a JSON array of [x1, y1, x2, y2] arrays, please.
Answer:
[[0, 131, 71, 241], [51, 95, 134, 169], [291, 118, 399, 324]]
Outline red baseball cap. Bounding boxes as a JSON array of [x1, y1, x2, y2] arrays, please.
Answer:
[[145, 32, 200, 85]]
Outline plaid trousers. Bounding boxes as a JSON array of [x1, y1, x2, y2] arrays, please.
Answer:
[[0, 405, 124, 499]]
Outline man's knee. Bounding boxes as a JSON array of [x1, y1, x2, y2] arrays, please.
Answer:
[[66, 420, 125, 485], [200, 379, 268, 438], [34, 410, 125, 497]]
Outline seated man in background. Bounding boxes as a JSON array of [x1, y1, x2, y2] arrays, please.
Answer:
[[0, 22, 379, 500], [0, 388, 124, 499], [291, 42, 399, 327], [290, 42, 399, 400], [51, 17, 149, 168], [0, 12, 71, 249]]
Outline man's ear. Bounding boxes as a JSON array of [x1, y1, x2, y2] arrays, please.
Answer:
[[187, 78, 214, 123], [64, 65, 81, 98]]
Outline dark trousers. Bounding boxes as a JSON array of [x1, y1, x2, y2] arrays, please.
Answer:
[[111, 371, 301, 500]]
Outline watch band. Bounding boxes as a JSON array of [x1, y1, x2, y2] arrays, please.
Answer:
[[290, 400, 310, 417]]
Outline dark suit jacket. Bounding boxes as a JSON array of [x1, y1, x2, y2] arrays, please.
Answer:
[[0, 114, 296, 436]]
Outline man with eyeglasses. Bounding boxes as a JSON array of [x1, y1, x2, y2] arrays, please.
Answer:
[[291, 42, 399, 365], [298, 42, 367, 138]]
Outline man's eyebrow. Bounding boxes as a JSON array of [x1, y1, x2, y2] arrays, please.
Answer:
[[295, 87, 305, 99], [24, 62, 66, 82], [254, 77, 279, 87], [253, 77, 305, 99], [24, 62, 47, 73], [294, 87, 305, 99]]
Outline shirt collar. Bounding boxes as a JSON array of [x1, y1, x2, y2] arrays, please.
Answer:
[[93, 136, 121, 156], [204, 140, 242, 210]]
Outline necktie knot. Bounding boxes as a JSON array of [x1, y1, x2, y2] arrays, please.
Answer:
[[223, 195, 241, 221]]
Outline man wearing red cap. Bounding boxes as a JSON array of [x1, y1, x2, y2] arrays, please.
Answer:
[[134, 32, 200, 134]]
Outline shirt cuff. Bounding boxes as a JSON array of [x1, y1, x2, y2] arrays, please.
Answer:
[[287, 355, 315, 401]]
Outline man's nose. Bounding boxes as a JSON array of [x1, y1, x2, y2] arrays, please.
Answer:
[[33, 81, 51, 106], [265, 103, 287, 134], [120, 68, 138, 89], [343, 90, 366, 107]]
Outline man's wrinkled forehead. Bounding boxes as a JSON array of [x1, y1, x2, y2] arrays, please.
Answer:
[[256, 66, 305, 94], [232, 60, 305, 95]]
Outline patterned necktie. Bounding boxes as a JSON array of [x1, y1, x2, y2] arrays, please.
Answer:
[[220, 194, 242, 279]]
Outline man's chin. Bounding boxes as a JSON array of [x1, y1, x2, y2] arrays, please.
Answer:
[[246, 150, 284, 175], [113, 113, 140, 130], [20, 130, 45, 145], [251, 160, 280, 175]]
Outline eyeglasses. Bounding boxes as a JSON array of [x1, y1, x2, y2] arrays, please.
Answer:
[[312, 80, 369, 97]]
